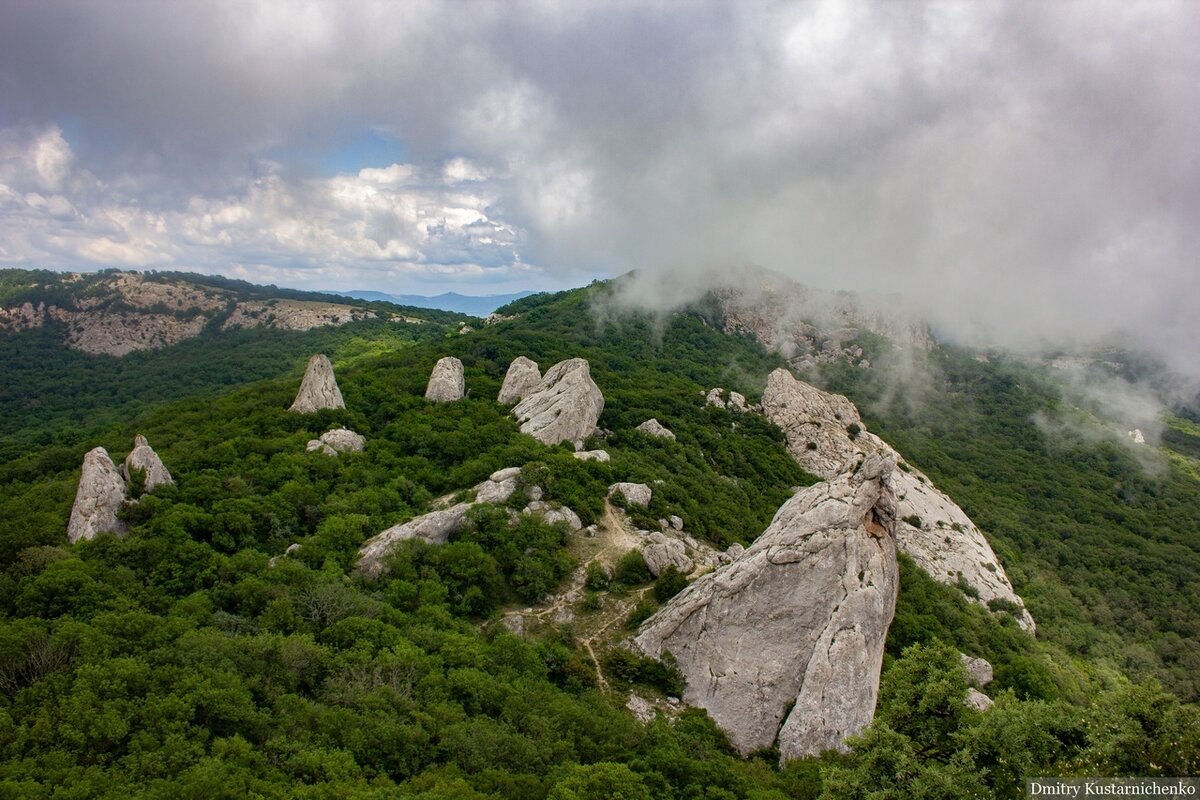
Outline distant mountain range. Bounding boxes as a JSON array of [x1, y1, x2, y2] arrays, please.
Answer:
[[337, 289, 537, 316]]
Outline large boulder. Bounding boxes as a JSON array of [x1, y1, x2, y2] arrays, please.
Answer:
[[572, 449, 610, 463], [122, 434, 173, 493], [497, 357, 541, 405], [425, 357, 465, 402], [512, 358, 604, 447], [636, 419, 676, 440], [289, 354, 345, 413], [523, 501, 583, 531], [67, 447, 129, 543], [609, 482, 652, 508], [761, 368, 1035, 632], [635, 455, 899, 762], [641, 532, 694, 577], [306, 428, 366, 457]]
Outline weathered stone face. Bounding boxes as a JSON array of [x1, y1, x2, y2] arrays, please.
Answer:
[[608, 482, 652, 508], [512, 358, 604, 447], [306, 428, 366, 457], [636, 455, 899, 761], [289, 354, 345, 413], [68, 447, 128, 543], [122, 434, 173, 493], [425, 357, 465, 402], [761, 367, 1034, 632], [497, 356, 541, 405]]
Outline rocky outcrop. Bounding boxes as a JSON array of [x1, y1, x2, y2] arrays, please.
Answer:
[[608, 482, 652, 508], [289, 354, 345, 413], [67, 448, 129, 543], [357, 503, 475, 577], [641, 532, 694, 577], [512, 358, 604, 447], [966, 688, 994, 711], [636, 419, 676, 440], [523, 501, 583, 531], [425, 357, 465, 402], [761, 368, 1035, 632], [306, 428, 366, 456], [222, 300, 375, 332], [572, 449, 610, 463], [357, 467, 528, 577], [497, 357, 541, 405], [635, 455, 899, 761], [706, 388, 750, 412], [122, 435, 174, 492], [961, 654, 994, 688]]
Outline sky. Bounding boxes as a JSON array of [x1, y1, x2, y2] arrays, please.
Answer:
[[1, 0, 1197, 373]]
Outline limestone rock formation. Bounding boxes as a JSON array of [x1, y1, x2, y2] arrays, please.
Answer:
[[609, 482, 652, 508], [512, 358, 604, 447], [357, 504, 474, 577], [475, 467, 520, 503], [641, 532, 694, 577], [358, 467, 526, 577], [635, 455, 899, 761], [636, 419, 676, 440], [67, 448, 129, 543], [966, 688, 995, 711], [961, 654, 994, 688], [497, 357, 541, 405], [306, 428, 366, 457], [289, 354, 345, 413], [425, 357, 465, 402], [706, 388, 725, 407], [122, 435, 173, 493], [523, 501, 583, 531], [761, 368, 1035, 632], [572, 449, 610, 462]]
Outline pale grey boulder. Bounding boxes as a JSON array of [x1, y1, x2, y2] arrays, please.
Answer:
[[289, 354, 345, 413], [425, 357, 465, 402], [642, 532, 694, 577], [635, 455, 899, 762], [475, 467, 520, 503], [122, 434, 173, 492], [705, 388, 725, 407], [523, 501, 583, 531], [306, 428, 365, 456], [609, 482, 652, 508], [966, 688, 995, 711], [728, 391, 748, 412], [636, 419, 676, 440], [68, 447, 129, 543], [572, 449, 610, 463], [497, 356, 541, 405], [761, 367, 1035, 632], [961, 654, 994, 688], [512, 358, 604, 447]]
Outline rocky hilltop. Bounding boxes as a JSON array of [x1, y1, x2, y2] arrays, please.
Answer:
[[0, 271, 389, 356], [636, 454, 899, 760], [761, 367, 1034, 630]]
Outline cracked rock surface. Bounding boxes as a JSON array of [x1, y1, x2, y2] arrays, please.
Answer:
[[636, 454, 899, 761], [289, 354, 345, 413], [498, 356, 541, 405], [68, 447, 129, 543], [513, 358, 604, 447]]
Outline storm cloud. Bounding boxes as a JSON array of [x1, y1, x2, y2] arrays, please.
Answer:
[[1, 1, 1197, 371]]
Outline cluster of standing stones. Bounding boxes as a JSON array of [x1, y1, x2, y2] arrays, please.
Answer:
[[63, 350, 1021, 763]]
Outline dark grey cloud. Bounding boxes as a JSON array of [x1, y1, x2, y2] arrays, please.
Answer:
[[1, 0, 1197, 374]]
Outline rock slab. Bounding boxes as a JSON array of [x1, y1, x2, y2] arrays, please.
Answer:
[[289, 354, 345, 413], [425, 357, 465, 402], [68, 448, 129, 543], [609, 482, 652, 508], [636, 455, 899, 761], [307, 428, 366, 456], [513, 358, 604, 447], [497, 357, 541, 405]]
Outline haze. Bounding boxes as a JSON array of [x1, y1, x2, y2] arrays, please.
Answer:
[[1, 1, 1197, 374]]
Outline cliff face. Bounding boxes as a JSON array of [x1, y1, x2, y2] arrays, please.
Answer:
[[0, 272, 381, 356], [636, 454, 899, 760]]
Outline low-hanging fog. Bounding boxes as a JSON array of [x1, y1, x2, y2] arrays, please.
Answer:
[[2, 1, 1197, 378]]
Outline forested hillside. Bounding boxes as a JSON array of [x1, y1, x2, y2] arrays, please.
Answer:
[[0, 279, 1196, 798]]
